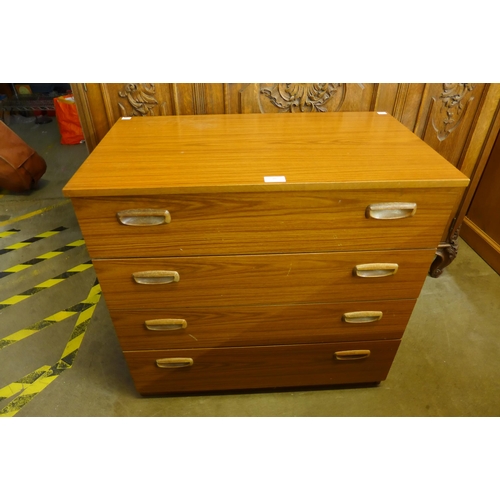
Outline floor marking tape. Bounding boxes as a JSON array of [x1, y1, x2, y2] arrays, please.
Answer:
[[0, 229, 20, 239], [0, 226, 68, 255], [0, 280, 101, 417], [0, 282, 101, 350], [0, 366, 51, 402], [0, 200, 71, 228], [0, 261, 93, 310], [0, 239, 85, 278], [0, 372, 60, 417]]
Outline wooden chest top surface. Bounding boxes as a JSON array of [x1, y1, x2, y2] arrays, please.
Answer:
[[63, 112, 469, 197]]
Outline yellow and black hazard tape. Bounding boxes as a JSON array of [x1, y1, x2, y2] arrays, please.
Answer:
[[0, 199, 71, 228], [0, 226, 68, 256], [0, 229, 20, 239], [0, 261, 93, 310], [0, 279, 101, 417], [0, 280, 101, 350], [0, 239, 85, 279], [0, 366, 51, 402]]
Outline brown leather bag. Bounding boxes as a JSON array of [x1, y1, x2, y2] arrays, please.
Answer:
[[0, 121, 47, 192]]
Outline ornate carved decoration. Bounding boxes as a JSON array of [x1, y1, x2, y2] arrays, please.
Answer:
[[429, 225, 461, 278], [260, 83, 345, 113], [117, 83, 166, 117], [432, 83, 475, 141]]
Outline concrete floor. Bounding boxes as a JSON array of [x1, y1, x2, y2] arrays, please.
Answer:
[[1, 115, 500, 417]]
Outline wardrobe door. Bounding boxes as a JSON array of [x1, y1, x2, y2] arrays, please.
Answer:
[[461, 130, 500, 274]]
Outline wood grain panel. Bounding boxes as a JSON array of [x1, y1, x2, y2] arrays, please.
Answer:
[[461, 218, 500, 275], [398, 83, 426, 132], [70, 84, 97, 152], [372, 83, 399, 115], [200, 83, 226, 114], [465, 131, 500, 243], [63, 113, 469, 198], [461, 128, 500, 274], [457, 86, 500, 180], [123, 340, 401, 394], [72, 188, 462, 259], [82, 83, 110, 149], [170, 83, 225, 115], [172, 84, 195, 115], [449, 89, 500, 241], [225, 83, 247, 113], [109, 299, 417, 350], [93, 249, 436, 309], [338, 84, 377, 111]]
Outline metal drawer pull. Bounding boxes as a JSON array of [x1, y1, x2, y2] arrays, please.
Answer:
[[117, 209, 171, 226], [132, 270, 180, 284], [366, 202, 417, 220], [156, 358, 193, 368], [343, 311, 383, 323], [335, 350, 371, 360], [354, 263, 398, 278], [145, 319, 187, 331]]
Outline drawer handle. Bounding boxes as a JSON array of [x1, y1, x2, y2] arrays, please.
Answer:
[[354, 263, 398, 278], [156, 358, 193, 368], [117, 209, 171, 226], [343, 311, 383, 323], [366, 202, 417, 220], [145, 319, 187, 331], [132, 270, 180, 284], [335, 350, 371, 360]]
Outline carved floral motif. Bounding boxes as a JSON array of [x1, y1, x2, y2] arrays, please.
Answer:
[[260, 83, 344, 112], [432, 83, 475, 141], [118, 83, 159, 117]]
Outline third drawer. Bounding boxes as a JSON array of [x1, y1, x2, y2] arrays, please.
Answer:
[[109, 299, 417, 350]]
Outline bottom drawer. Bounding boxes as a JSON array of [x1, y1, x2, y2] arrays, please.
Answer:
[[123, 340, 401, 395]]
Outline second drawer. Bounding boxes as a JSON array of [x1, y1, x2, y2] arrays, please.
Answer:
[[109, 299, 417, 350], [94, 249, 436, 308]]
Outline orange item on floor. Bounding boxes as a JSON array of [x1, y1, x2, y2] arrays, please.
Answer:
[[54, 94, 85, 145]]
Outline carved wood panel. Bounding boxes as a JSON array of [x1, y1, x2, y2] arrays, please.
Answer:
[[413, 83, 488, 168], [101, 83, 175, 126], [238, 83, 378, 114]]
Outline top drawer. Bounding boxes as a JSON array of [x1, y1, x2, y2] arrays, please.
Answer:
[[72, 188, 460, 258]]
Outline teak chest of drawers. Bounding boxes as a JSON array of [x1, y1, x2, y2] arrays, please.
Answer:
[[63, 112, 469, 395]]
